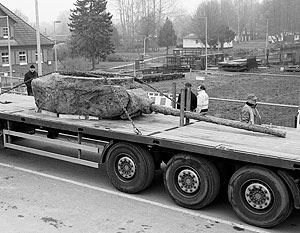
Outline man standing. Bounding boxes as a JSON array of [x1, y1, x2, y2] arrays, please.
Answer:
[[240, 94, 262, 125], [24, 64, 38, 96], [196, 84, 209, 114], [177, 83, 197, 111]]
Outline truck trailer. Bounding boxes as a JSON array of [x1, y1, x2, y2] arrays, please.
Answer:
[[0, 93, 299, 228]]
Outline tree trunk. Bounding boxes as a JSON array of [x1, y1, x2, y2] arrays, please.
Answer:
[[150, 104, 286, 138], [91, 52, 95, 70]]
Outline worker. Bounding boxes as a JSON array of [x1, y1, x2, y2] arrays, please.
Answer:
[[196, 84, 209, 114], [24, 64, 38, 96], [177, 83, 197, 111], [240, 94, 262, 125]]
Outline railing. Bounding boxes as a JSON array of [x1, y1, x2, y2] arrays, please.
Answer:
[[110, 55, 167, 70], [147, 91, 300, 129], [0, 76, 27, 95]]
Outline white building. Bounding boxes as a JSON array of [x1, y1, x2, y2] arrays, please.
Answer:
[[183, 33, 233, 49], [183, 33, 207, 48]]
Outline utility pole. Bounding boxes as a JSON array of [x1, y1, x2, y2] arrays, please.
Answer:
[[200, 17, 208, 74], [6, 16, 12, 78], [54, 21, 61, 71], [0, 16, 12, 80], [35, 0, 42, 76], [265, 17, 269, 64], [218, 35, 220, 52], [205, 17, 208, 74], [237, 0, 240, 43], [143, 36, 148, 58]]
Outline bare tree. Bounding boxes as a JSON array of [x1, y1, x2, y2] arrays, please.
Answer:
[[172, 12, 194, 44], [111, 0, 177, 51], [262, 0, 300, 42]]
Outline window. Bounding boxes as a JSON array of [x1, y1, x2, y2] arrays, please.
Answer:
[[1, 52, 9, 66], [19, 51, 27, 64], [35, 51, 43, 63], [3, 27, 8, 38]]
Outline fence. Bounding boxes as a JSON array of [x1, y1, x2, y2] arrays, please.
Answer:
[[0, 76, 26, 95], [147, 91, 300, 128]]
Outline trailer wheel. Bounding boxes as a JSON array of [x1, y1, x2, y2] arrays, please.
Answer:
[[228, 166, 292, 228], [164, 153, 220, 209], [106, 142, 155, 194]]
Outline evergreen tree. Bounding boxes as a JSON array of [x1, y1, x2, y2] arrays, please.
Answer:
[[215, 25, 236, 50], [69, 0, 114, 70], [158, 18, 177, 54]]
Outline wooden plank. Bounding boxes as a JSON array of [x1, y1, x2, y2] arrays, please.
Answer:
[[0, 94, 36, 113], [153, 132, 300, 162], [6, 107, 182, 136], [152, 122, 300, 161]]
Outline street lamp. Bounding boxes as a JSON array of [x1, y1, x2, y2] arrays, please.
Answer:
[[199, 17, 208, 74], [143, 36, 148, 58], [53, 20, 61, 72], [0, 16, 12, 78]]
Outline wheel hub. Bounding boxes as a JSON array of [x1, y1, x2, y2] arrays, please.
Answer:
[[177, 169, 200, 194], [245, 183, 272, 210], [117, 156, 136, 179]]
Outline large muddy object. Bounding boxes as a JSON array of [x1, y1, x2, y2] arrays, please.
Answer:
[[32, 73, 153, 119], [31, 72, 286, 138]]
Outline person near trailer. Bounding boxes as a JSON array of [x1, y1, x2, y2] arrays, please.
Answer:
[[177, 83, 197, 112], [196, 84, 209, 114], [16, 64, 38, 134], [240, 94, 262, 125], [24, 64, 38, 96]]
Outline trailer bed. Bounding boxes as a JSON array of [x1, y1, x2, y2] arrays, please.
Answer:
[[0, 93, 300, 170]]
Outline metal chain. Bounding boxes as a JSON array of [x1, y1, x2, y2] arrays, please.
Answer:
[[106, 77, 142, 135]]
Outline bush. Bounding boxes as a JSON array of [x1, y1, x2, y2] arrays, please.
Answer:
[[106, 54, 125, 62]]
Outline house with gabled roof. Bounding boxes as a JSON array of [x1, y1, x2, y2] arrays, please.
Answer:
[[183, 33, 207, 49], [0, 3, 54, 77], [183, 33, 233, 49]]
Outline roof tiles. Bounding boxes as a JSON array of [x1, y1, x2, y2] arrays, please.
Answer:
[[0, 3, 54, 46]]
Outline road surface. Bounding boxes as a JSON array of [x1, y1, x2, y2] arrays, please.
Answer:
[[0, 146, 299, 233]]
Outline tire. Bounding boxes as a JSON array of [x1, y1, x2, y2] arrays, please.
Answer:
[[106, 142, 155, 194], [163, 153, 220, 209], [228, 166, 292, 228]]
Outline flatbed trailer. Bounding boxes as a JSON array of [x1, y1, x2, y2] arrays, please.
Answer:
[[0, 93, 300, 228]]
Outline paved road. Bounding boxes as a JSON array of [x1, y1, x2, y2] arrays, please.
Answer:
[[0, 147, 299, 233]]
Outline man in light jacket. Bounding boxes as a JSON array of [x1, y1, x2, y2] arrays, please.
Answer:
[[196, 84, 209, 114], [240, 94, 262, 125]]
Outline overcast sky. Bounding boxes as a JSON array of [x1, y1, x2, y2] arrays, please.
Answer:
[[0, 0, 200, 23]]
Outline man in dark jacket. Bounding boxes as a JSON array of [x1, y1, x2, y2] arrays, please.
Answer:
[[24, 64, 38, 96], [177, 83, 197, 111]]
